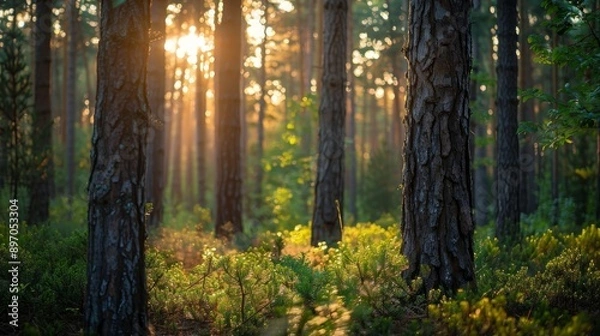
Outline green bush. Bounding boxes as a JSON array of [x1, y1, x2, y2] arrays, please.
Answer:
[[210, 250, 290, 335], [0, 224, 86, 334], [428, 292, 592, 336], [147, 246, 218, 334], [4, 216, 599, 335]]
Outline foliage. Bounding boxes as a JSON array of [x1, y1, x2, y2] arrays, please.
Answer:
[[520, 167, 594, 234], [261, 100, 316, 231], [52, 126, 92, 198], [328, 234, 425, 335], [358, 145, 402, 222], [457, 225, 600, 336], [0, 19, 33, 199], [8, 197, 600, 335], [212, 251, 289, 335], [0, 224, 87, 334], [521, 0, 600, 149]]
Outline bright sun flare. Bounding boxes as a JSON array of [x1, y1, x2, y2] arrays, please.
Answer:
[[164, 26, 212, 66]]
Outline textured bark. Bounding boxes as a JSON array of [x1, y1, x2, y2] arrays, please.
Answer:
[[29, 0, 54, 224], [311, 0, 347, 247], [214, 0, 243, 239], [402, 0, 475, 292], [85, 1, 150, 334], [146, 0, 167, 227], [65, 0, 77, 204], [496, 0, 520, 241]]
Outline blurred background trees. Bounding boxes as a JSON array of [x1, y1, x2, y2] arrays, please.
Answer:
[[0, 0, 597, 236]]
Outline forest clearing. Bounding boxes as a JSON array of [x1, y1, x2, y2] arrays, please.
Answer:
[[0, 0, 599, 335]]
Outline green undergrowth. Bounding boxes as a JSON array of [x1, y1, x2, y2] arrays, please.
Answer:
[[1, 220, 598, 335], [147, 223, 600, 335]]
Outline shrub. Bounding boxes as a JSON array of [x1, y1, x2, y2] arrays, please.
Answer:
[[210, 250, 290, 335], [0, 224, 87, 334], [328, 233, 424, 335], [428, 292, 592, 336]]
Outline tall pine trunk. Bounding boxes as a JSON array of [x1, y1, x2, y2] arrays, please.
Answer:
[[196, 57, 207, 208], [402, 0, 475, 293], [171, 99, 183, 205], [66, 0, 78, 205], [369, 92, 379, 153], [311, 0, 347, 247], [345, 3, 358, 221], [496, 0, 520, 241], [29, 0, 54, 224], [298, 0, 315, 158], [85, 0, 150, 333], [195, 4, 208, 208], [214, 0, 243, 239]]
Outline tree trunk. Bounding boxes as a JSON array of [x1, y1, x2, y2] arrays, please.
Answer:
[[61, 22, 68, 145], [214, 0, 243, 239], [196, 50, 207, 208], [85, 0, 150, 333], [66, 0, 78, 206], [311, 0, 347, 247], [315, 0, 324, 95], [171, 99, 183, 206], [298, 0, 315, 158], [80, 27, 94, 127], [240, 16, 250, 222], [551, 31, 560, 225], [194, 2, 208, 209], [254, 0, 269, 222], [402, 0, 475, 293], [185, 98, 195, 210], [369, 91, 379, 153], [146, 0, 167, 227], [359, 86, 368, 183], [29, 0, 54, 224], [346, 3, 358, 221], [496, 0, 520, 241], [517, 0, 536, 216]]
